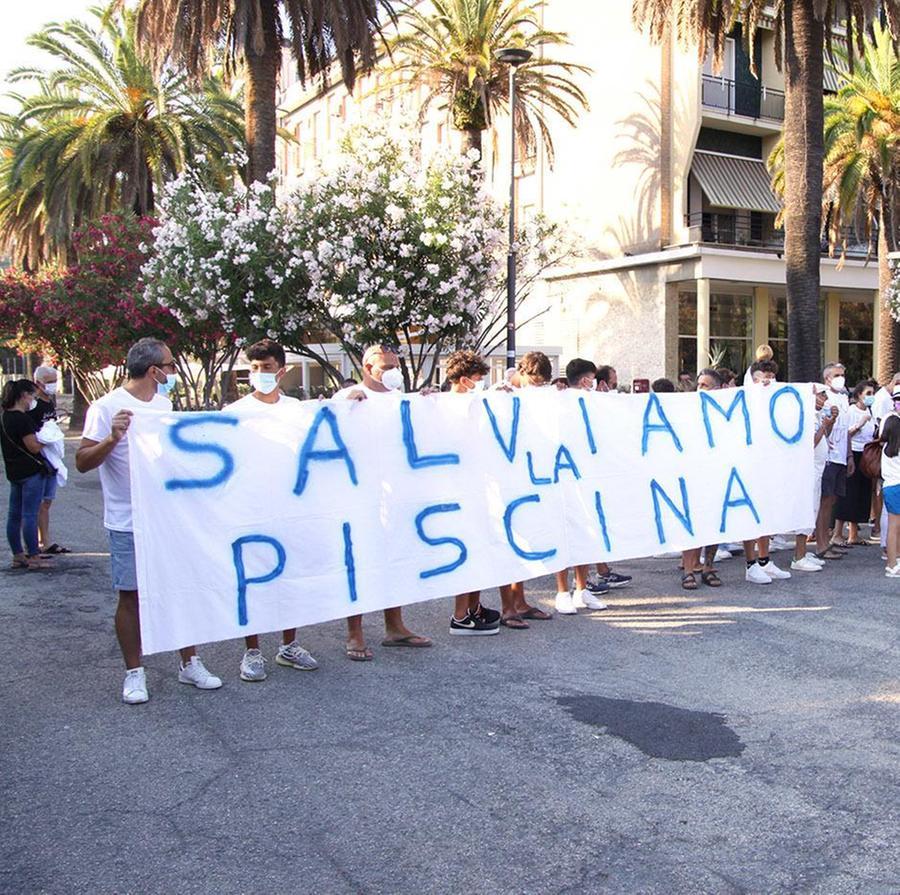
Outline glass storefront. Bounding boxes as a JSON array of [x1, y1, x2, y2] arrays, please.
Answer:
[[678, 289, 752, 375], [767, 295, 825, 379], [838, 297, 874, 386]]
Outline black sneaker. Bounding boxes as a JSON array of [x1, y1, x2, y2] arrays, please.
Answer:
[[450, 608, 501, 636], [472, 603, 501, 626], [585, 577, 610, 595], [601, 571, 632, 589]]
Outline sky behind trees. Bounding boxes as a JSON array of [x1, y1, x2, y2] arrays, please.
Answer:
[[1, 2, 96, 112]]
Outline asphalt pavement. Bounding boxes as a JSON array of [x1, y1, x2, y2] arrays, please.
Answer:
[[2, 442, 900, 894]]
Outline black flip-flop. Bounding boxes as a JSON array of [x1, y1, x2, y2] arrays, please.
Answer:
[[500, 614, 529, 629], [345, 646, 373, 662], [381, 635, 432, 648], [43, 544, 71, 555], [701, 571, 722, 587]]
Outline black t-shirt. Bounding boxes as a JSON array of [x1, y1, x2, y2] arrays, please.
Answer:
[[27, 397, 56, 428], [1, 411, 41, 482]]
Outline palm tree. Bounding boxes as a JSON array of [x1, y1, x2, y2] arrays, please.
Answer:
[[128, 0, 394, 183], [0, 6, 245, 268], [388, 0, 589, 160], [771, 22, 900, 379], [632, 0, 899, 383]]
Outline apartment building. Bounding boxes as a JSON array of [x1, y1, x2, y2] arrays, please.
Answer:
[[275, 2, 878, 387]]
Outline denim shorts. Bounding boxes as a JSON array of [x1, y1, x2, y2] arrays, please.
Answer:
[[41, 474, 58, 502], [884, 484, 900, 516], [108, 529, 137, 591]]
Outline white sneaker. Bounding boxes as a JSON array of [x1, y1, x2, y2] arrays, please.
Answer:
[[760, 560, 791, 580], [555, 591, 577, 614], [576, 588, 608, 611], [745, 563, 772, 585], [178, 656, 223, 690], [886, 563, 900, 578], [790, 556, 822, 573], [769, 536, 792, 551], [122, 667, 148, 705], [807, 555, 826, 567], [239, 648, 267, 682], [714, 546, 732, 562], [571, 589, 587, 609]]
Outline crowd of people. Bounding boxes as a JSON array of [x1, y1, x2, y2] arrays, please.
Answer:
[[1, 336, 893, 706]]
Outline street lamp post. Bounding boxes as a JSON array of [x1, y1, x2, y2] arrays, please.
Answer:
[[496, 46, 533, 374]]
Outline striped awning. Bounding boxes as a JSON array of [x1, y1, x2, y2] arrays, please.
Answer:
[[691, 150, 781, 214]]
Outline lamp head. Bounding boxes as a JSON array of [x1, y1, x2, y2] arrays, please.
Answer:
[[496, 47, 533, 66]]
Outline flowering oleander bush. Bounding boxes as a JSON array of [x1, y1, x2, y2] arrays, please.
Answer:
[[273, 126, 506, 387], [0, 215, 181, 400]]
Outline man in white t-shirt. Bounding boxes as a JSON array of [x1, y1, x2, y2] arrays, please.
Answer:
[[816, 361, 853, 558], [228, 339, 319, 681], [76, 338, 223, 705], [334, 344, 431, 660]]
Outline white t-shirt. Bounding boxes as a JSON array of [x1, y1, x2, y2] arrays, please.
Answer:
[[848, 404, 876, 453], [872, 386, 895, 422], [333, 384, 401, 400], [824, 391, 850, 465], [227, 392, 299, 414], [882, 447, 900, 488], [83, 387, 172, 532]]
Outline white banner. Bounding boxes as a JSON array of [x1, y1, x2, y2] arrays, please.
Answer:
[[130, 386, 815, 654]]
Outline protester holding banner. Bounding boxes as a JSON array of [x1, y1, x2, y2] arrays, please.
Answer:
[[743, 360, 792, 584], [1, 379, 53, 571], [496, 352, 556, 627], [228, 339, 320, 678], [334, 344, 432, 659], [443, 350, 502, 635], [76, 338, 224, 704], [791, 384, 831, 572], [816, 362, 852, 561], [680, 368, 723, 590], [554, 358, 609, 613]]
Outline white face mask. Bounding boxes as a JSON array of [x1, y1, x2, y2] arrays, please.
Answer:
[[250, 371, 279, 395], [43, 382, 58, 396], [157, 373, 177, 396], [27, 398, 37, 411], [380, 367, 404, 391], [831, 376, 845, 391], [467, 378, 487, 392]]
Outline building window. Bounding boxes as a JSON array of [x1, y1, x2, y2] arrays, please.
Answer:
[[678, 291, 698, 375], [839, 296, 874, 385], [768, 295, 826, 378], [709, 292, 752, 374]]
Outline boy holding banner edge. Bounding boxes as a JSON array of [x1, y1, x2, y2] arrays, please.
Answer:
[[227, 339, 320, 681]]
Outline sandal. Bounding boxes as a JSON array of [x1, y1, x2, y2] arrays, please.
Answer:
[[681, 573, 698, 590], [830, 539, 852, 549], [9, 557, 28, 570], [345, 646, 373, 662], [520, 606, 552, 620], [815, 550, 843, 561], [500, 614, 529, 629], [701, 571, 722, 587], [26, 557, 53, 571], [42, 544, 72, 555], [381, 634, 432, 648]]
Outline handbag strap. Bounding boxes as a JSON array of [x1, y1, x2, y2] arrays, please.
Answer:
[[0, 412, 48, 472]]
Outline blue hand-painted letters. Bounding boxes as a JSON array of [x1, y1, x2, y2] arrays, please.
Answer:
[[165, 415, 238, 490]]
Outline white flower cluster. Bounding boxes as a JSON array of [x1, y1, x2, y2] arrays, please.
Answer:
[[887, 267, 900, 324], [143, 124, 547, 355]]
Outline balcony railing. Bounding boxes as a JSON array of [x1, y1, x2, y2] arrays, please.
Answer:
[[685, 211, 875, 256], [701, 75, 785, 122]]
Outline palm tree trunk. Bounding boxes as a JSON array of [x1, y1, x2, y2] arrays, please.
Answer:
[[877, 203, 899, 383], [245, 0, 280, 184], [462, 128, 483, 158], [783, 1, 825, 382]]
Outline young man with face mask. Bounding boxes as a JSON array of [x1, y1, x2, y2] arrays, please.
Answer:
[[227, 339, 319, 680], [816, 362, 853, 560], [553, 359, 610, 613], [333, 344, 432, 659], [441, 350, 502, 635], [76, 338, 223, 704], [28, 365, 69, 555]]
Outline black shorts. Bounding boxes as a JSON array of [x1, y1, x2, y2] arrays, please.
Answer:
[[821, 461, 848, 499]]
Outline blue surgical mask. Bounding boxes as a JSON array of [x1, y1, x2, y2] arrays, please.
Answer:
[[864, 395, 874, 407], [157, 373, 177, 396], [250, 372, 279, 395]]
